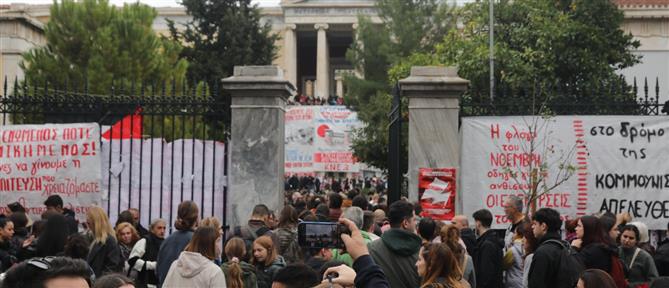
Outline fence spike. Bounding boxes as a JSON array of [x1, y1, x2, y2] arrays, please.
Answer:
[[3, 76, 7, 98], [161, 80, 167, 98], [644, 77, 649, 102], [633, 77, 638, 100], [655, 77, 660, 103], [23, 77, 28, 99]]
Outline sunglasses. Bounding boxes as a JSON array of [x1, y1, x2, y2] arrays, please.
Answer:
[[27, 256, 55, 270]]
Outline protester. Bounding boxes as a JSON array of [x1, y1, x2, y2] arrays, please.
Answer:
[[571, 216, 617, 273], [0, 217, 16, 272], [93, 273, 135, 288], [655, 222, 669, 276], [452, 215, 476, 256], [472, 209, 503, 288], [629, 221, 655, 256], [368, 200, 421, 287], [272, 264, 320, 288], [527, 208, 578, 288], [156, 201, 198, 285], [352, 195, 369, 211], [162, 226, 227, 288], [315, 204, 331, 222], [44, 195, 79, 235], [320, 218, 390, 288], [503, 196, 527, 249], [304, 246, 333, 272], [362, 211, 380, 241], [619, 224, 658, 286], [565, 218, 579, 243], [252, 235, 286, 288], [64, 234, 91, 261], [128, 208, 150, 238], [127, 218, 166, 288], [1, 256, 93, 288], [440, 224, 476, 288], [34, 213, 69, 258], [115, 222, 140, 261], [85, 206, 123, 278], [274, 205, 302, 264], [228, 204, 275, 261], [328, 193, 344, 222], [600, 215, 619, 244], [116, 211, 135, 229], [222, 237, 258, 288], [416, 243, 469, 288], [521, 222, 538, 288], [503, 220, 526, 288], [418, 217, 438, 245], [8, 212, 29, 252], [332, 206, 375, 266], [199, 217, 224, 265], [576, 269, 617, 288]]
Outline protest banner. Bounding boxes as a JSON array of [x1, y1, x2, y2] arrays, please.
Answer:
[[419, 168, 456, 221], [284, 106, 362, 174], [0, 123, 102, 220], [285, 106, 315, 175], [461, 116, 669, 229]]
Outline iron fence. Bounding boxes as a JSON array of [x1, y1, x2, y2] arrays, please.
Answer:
[[1, 77, 229, 231], [460, 77, 667, 116]]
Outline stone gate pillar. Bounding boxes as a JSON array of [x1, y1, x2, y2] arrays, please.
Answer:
[[222, 66, 295, 228], [399, 66, 468, 207]]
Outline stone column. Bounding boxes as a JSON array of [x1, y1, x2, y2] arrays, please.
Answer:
[[399, 66, 468, 205], [335, 75, 344, 98], [222, 66, 295, 228], [315, 23, 330, 98], [352, 23, 363, 78], [283, 24, 298, 88]]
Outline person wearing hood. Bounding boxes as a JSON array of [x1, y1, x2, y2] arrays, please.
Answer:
[[472, 209, 503, 288], [162, 226, 227, 288], [368, 200, 422, 288], [252, 235, 286, 288]]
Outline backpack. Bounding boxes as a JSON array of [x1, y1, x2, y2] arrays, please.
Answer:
[[609, 254, 629, 288], [544, 239, 585, 288], [233, 225, 271, 261]]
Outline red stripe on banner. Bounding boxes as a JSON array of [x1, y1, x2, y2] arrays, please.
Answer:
[[578, 183, 587, 187], [575, 133, 584, 137], [578, 145, 586, 148], [577, 151, 587, 155], [578, 197, 588, 201], [574, 129, 584, 132], [577, 206, 587, 210], [578, 189, 588, 192], [576, 140, 585, 144], [578, 172, 588, 176], [577, 156, 587, 160], [578, 166, 587, 170], [573, 120, 583, 123], [577, 161, 587, 165]]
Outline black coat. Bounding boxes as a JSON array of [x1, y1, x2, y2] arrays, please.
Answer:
[[573, 242, 616, 273], [527, 231, 564, 288], [655, 238, 669, 276], [473, 229, 504, 288], [87, 235, 123, 278], [460, 228, 477, 256]]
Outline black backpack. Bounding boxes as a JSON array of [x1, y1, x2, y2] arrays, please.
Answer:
[[543, 239, 585, 288]]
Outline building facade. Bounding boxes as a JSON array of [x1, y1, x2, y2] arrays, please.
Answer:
[[1, 0, 668, 102]]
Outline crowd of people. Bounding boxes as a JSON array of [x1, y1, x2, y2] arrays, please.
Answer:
[[3, 192, 669, 288], [287, 94, 345, 106]]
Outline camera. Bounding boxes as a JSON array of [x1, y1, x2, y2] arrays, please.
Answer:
[[297, 221, 351, 249]]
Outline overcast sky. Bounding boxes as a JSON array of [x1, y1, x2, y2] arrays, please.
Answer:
[[3, 0, 475, 7]]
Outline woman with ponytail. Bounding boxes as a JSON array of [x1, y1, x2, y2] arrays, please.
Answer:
[[441, 225, 476, 288], [156, 201, 199, 285], [222, 237, 258, 288], [416, 243, 469, 288]]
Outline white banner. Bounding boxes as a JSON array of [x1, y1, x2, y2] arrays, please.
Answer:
[[461, 116, 669, 229], [284, 106, 362, 174], [101, 139, 226, 228], [0, 123, 102, 221]]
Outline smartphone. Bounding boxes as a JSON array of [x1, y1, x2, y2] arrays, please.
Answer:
[[297, 221, 348, 249]]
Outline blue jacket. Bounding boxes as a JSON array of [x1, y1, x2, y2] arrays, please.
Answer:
[[156, 230, 193, 286]]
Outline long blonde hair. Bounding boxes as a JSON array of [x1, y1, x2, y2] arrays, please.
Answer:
[[225, 237, 246, 288], [87, 206, 115, 245]]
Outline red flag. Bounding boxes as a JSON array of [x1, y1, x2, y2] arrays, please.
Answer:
[[101, 109, 143, 139]]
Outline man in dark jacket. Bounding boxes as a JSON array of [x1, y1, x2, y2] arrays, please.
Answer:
[[44, 195, 79, 235], [655, 222, 669, 276], [453, 214, 477, 256], [368, 200, 421, 288], [473, 209, 503, 288], [527, 208, 569, 288], [227, 204, 276, 261]]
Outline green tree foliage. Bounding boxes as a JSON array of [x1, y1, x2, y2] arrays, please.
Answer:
[[345, 0, 456, 171], [21, 0, 188, 95], [391, 0, 640, 110], [168, 0, 278, 86]]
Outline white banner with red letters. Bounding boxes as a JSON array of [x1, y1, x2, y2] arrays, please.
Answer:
[[461, 116, 669, 229]]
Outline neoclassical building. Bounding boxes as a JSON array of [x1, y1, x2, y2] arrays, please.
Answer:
[[1, 0, 668, 101]]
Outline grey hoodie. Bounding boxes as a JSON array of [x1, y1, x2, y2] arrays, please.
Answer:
[[162, 251, 227, 288]]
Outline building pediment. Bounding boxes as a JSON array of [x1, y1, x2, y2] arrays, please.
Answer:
[[282, 0, 377, 8]]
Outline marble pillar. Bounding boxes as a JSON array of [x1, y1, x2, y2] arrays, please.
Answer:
[[335, 75, 344, 98], [399, 66, 468, 209], [315, 23, 330, 98], [284, 24, 297, 88], [352, 23, 363, 79], [222, 66, 295, 228]]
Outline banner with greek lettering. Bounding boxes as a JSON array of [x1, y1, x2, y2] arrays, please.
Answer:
[[461, 116, 669, 229], [284, 106, 362, 174], [0, 123, 102, 220]]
